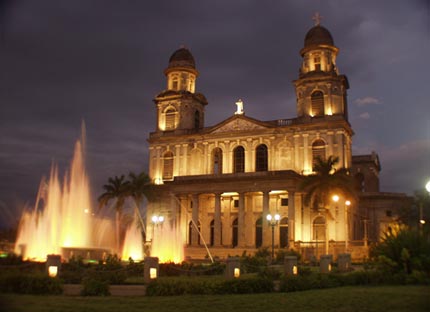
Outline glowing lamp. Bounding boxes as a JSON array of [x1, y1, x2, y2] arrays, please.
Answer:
[[266, 214, 272, 221], [332, 195, 339, 202], [345, 200, 351, 206], [293, 265, 298, 275], [48, 266, 58, 277], [426, 180, 430, 193], [234, 268, 240, 278], [420, 220, 426, 225], [150, 268, 157, 279], [328, 264, 332, 272]]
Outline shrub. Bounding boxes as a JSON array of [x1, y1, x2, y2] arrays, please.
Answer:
[[0, 272, 63, 295], [159, 261, 225, 277], [80, 277, 110, 296], [240, 249, 269, 273], [146, 277, 273, 296], [371, 227, 430, 274]]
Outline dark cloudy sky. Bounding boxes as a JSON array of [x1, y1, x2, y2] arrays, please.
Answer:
[[0, 0, 429, 228]]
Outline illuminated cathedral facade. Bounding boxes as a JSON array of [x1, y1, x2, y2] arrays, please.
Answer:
[[146, 22, 409, 260]]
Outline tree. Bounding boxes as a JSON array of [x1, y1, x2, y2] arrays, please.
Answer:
[[98, 175, 130, 254], [299, 156, 357, 254], [127, 171, 152, 240]]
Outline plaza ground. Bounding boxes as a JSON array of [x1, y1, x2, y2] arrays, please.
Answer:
[[1, 285, 428, 312]]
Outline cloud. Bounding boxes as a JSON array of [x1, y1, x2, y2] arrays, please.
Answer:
[[354, 97, 381, 106], [359, 112, 370, 119]]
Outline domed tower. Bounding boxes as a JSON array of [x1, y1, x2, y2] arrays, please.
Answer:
[[154, 47, 208, 132], [293, 20, 349, 120]]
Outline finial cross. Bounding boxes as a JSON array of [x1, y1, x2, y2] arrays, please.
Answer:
[[312, 12, 323, 26]]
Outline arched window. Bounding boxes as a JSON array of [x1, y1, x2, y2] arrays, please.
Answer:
[[165, 108, 176, 130], [212, 148, 223, 174], [232, 218, 238, 247], [313, 216, 326, 241], [311, 91, 324, 116], [233, 146, 245, 173], [163, 151, 174, 180], [279, 217, 289, 248], [255, 218, 262, 248], [355, 173, 365, 192], [312, 139, 326, 169], [188, 220, 201, 245], [194, 110, 200, 129], [255, 144, 268, 172]]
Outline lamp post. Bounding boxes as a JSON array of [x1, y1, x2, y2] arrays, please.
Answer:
[[332, 195, 351, 252], [422, 180, 430, 232], [266, 213, 280, 263], [345, 200, 351, 252]]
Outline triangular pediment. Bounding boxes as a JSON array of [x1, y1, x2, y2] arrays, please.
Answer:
[[210, 115, 270, 134]]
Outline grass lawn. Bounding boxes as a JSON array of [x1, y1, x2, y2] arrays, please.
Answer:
[[1, 285, 429, 312]]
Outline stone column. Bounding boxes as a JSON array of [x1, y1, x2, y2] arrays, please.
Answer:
[[336, 131, 344, 167], [288, 191, 296, 249], [214, 193, 222, 246], [238, 192, 245, 247], [262, 191, 271, 247], [182, 144, 188, 175], [293, 135, 300, 170], [224, 140, 231, 173], [303, 134, 309, 172], [191, 194, 200, 246], [327, 131, 334, 157], [203, 142, 209, 174], [175, 144, 181, 175]]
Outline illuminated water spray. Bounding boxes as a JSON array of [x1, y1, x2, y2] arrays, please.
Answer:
[[14, 126, 184, 263]]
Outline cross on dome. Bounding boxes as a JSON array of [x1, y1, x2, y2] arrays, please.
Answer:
[[312, 12, 323, 26]]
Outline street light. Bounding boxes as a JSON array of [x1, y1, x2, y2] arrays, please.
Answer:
[[421, 180, 430, 231], [151, 215, 164, 224], [266, 213, 280, 263], [151, 215, 164, 242]]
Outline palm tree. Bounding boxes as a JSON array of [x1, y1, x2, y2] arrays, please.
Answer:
[[299, 155, 357, 255], [127, 171, 152, 240], [98, 175, 130, 254]]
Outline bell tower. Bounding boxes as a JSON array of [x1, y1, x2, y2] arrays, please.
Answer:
[[293, 18, 349, 120], [154, 47, 207, 133]]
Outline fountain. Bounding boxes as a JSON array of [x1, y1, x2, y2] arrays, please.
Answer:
[[151, 220, 184, 263], [14, 130, 119, 262], [14, 128, 184, 263]]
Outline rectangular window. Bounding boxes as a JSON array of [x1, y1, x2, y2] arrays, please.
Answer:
[[234, 199, 239, 208], [281, 198, 289, 206]]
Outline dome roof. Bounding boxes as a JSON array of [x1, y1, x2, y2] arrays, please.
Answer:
[[304, 25, 334, 48], [167, 47, 196, 70]]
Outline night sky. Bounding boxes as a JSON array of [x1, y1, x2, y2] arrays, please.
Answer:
[[0, 0, 429, 228]]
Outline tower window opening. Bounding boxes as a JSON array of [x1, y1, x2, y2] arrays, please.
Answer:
[[165, 109, 176, 130], [314, 57, 321, 71], [311, 91, 324, 116], [312, 139, 326, 170], [172, 78, 178, 90], [194, 110, 200, 129], [163, 151, 174, 180]]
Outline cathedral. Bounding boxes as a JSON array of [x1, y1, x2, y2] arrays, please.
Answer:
[[146, 22, 410, 261]]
